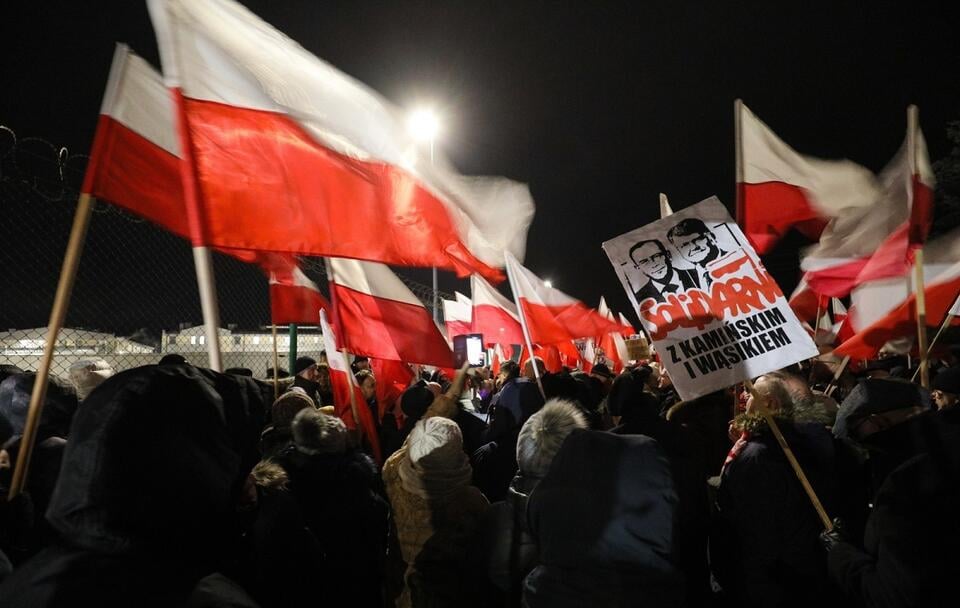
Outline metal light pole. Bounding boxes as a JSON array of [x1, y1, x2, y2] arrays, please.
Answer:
[[407, 107, 442, 323]]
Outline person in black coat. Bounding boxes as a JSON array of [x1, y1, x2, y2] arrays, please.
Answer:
[[711, 373, 839, 608], [0, 364, 266, 607], [821, 378, 960, 607], [523, 428, 683, 607]]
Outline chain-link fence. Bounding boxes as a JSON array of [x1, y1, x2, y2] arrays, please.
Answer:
[[0, 126, 452, 383]]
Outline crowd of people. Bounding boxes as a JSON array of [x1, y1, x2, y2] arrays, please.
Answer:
[[0, 345, 958, 607]]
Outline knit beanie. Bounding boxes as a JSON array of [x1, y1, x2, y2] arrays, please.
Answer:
[[271, 390, 315, 427], [400, 417, 472, 499], [291, 407, 347, 455], [294, 357, 317, 376], [517, 398, 587, 478]]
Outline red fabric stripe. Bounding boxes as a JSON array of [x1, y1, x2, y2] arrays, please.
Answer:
[[370, 359, 414, 420], [803, 258, 871, 298], [182, 98, 503, 281], [83, 116, 190, 238], [269, 283, 330, 325], [834, 275, 960, 359], [445, 320, 472, 342], [520, 300, 623, 344], [330, 368, 382, 464], [740, 182, 827, 254], [333, 283, 453, 367], [472, 304, 524, 346]]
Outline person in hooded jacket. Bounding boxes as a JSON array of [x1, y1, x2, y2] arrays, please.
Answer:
[[0, 364, 265, 607], [522, 426, 683, 607], [711, 372, 839, 608], [609, 367, 712, 606], [383, 374, 490, 607], [244, 408, 389, 607], [258, 390, 315, 459], [820, 378, 960, 607]]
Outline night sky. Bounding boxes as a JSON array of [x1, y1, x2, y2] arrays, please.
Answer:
[[4, 1, 959, 332]]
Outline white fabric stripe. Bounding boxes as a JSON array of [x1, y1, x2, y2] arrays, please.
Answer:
[[100, 44, 179, 156], [740, 103, 879, 216], [471, 275, 519, 320], [319, 310, 351, 378], [442, 298, 471, 323], [454, 292, 472, 307], [147, 0, 535, 267], [949, 293, 960, 317], [504, 252, 577, 307], [329, 257, 424, 308]]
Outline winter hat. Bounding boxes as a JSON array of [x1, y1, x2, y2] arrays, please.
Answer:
[[591, 363, 615, 380], [834, 378, 930, 440], [400, 381, 435, 419], [932, 366, 960, 395], [294, 356, 317, 376], [271, 390, 315, 427], [69, 359, 114, 400], [517, 399, 588, 478], [292, 407, 347, 455], [158, 353, 187, 365], [400, 416, 472, 498]]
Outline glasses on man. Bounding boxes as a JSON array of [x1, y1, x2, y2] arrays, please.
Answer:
[[633, 252, 666, 269]]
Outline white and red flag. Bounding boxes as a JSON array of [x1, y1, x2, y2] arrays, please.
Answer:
[[319, 310, 382, 462], [831, 298, 855, 344], [442, 294, 473, 342], [470, 274, 524, 347], [267, 258, 330, 325], [736, 102, 879, 254], [835, 230, 960, 359], [787, 277, 830, 323], [505, 252, 623, 344], [328, 257, 453, 368], [618, 313, 636, 337], [370, 358, 415, 421], [801, 111, 936, 297], [147, 0, 534, 280]]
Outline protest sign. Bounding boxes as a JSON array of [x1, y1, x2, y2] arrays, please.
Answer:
[[602, 196, 818, 400]]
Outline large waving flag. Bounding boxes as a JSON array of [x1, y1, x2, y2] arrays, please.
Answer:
[[505, 252, 623, 344], [147, 0, 534, 281], [788, 277, 830, 322], [470, 274, 524, 347], [736, 102, 879, 254], [801, 111, 935, 297], [370, 358, 415, 420], [319, 310, 381, 462], [328, 257, 453, 367], [442, 294, 472, 342], [834, 231, 960, 358]]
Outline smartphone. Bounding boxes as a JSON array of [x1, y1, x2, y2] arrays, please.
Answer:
[[453, 333, 485, 368]]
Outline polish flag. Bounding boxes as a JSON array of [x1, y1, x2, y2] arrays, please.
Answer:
[[442, 294, 473, 342], [581, 338, 597, 373], [328, 257, 453, 368], [801, 111, 936, 297], [788, 277, 830, 323], [370, 358, 415, 420], [831, 299, 854, 344], [147, 0, 534, 281], [618, 313, 636, 338], [736, 102, 879, 254], [470, 274, 524, 347], [813, 307, 836, 347], [319, 310, 382, 463], [835, 230, 960, 359], [268, 260, 331, 325], [490, 343, 507, 376], [505, 252, 623, 344]]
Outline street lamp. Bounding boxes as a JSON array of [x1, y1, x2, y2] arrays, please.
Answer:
[[544, 280, 553, 289], [407, 107, 442, 321]]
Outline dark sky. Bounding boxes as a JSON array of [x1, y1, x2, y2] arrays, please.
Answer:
[[4, 1, 960, 331]]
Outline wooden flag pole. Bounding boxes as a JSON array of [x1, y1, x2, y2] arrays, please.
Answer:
[[271, 323, 280, 401], [912, 308, 956, 382], [9, 193, 94, 499], [907, 104, 930, 389], [341, 347, 364, 443], [743, 378, 834, 531], [824, 355, 851, 397], [504, 253, 546, 399]]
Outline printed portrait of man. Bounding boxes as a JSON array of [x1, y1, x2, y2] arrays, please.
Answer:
[[628, 239, 698, 304], [666, 218, 729, 289]]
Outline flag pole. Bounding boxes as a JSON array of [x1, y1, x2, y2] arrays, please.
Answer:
[[271, 323, 280, 401], [743, 379, 833, 531], [824, 355, 851, 397], [504, 253, 546, 398], [9, 193, 94, 499], [172, 88, 222, 371], [908, 105, 930, 388], [911, 302, 957, 382]]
